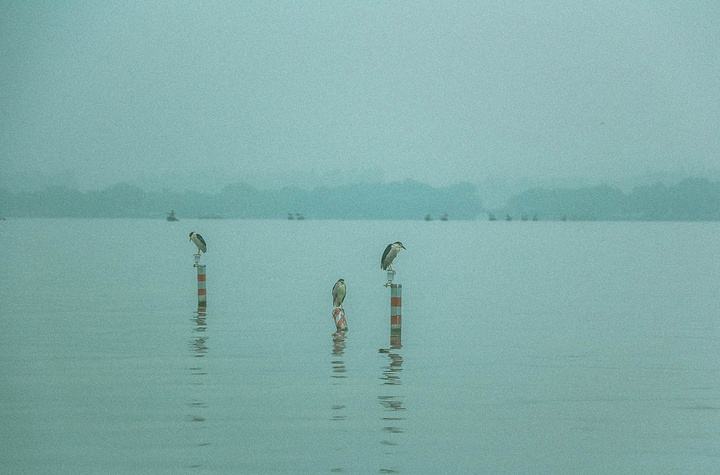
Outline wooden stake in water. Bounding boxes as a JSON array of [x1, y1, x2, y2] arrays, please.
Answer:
[[194, 254, 206, 308], [390, 283, 402, 348], [332, 307, 348, 331]]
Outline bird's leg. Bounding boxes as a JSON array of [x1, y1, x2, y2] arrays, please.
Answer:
[[384, 267, 396, 287]]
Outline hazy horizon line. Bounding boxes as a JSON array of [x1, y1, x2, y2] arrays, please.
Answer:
[[3, 169, 720, 193]]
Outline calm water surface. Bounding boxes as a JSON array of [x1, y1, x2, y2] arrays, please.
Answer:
[[1, 219, 719, 473]]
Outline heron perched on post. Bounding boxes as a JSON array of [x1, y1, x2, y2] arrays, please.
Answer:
[[381, 241, 406, 270], [189, 232, 207, 254], [332, 279, 346, 308]]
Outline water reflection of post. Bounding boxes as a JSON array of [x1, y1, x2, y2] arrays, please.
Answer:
[[186, 305, 210, 470], [378, 346, 405, 474], [330, 331, 347, 386], [329, 330, 348, 473]]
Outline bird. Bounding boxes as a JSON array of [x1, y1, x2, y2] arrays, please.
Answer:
[[381, 241, 406, 270], [189, 232, 207, 254], [332, 279, 346, 308]]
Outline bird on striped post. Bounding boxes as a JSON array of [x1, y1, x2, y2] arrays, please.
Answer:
[[332, 279, 346, 309], [189, 232, 207, 255], [381, 241, 406, 271]]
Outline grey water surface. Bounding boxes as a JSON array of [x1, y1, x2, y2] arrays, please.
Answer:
[[1, 219, 719, 473]]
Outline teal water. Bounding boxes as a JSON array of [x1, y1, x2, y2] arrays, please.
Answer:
[[1, 219, 719, 473]]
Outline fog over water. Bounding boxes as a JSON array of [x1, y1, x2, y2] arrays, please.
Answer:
[[2, 4, 720, 470], [2, 2, 719, 194]]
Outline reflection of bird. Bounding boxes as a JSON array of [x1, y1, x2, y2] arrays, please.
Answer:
[[332, 279, 346, 308], [189, 232, 207, 254], [381, 241, 406, 270]]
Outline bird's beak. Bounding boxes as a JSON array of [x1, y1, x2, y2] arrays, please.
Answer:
[[401, 244, 406, 249]]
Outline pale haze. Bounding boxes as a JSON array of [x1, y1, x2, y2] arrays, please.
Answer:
[[2, 1, 719, 193]]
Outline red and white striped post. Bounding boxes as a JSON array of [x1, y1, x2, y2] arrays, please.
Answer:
[[390, 283, 402, 347], [194, 254, 206, 308], [197, 264, 207, 307], [386, 269, 402, 348], [332, 307, 348, 331]]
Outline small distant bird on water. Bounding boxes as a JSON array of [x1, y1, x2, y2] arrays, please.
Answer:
[[381, 241, 406, 270], [332, 279, 346, 308], [189, 232, 207, 254]]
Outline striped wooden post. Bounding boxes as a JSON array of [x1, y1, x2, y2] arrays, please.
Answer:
[[390, 283, 402, 347], [196, 264, 207, 307], [332, 307, 347, 331]]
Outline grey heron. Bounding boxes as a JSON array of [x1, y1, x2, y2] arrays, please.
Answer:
[[189, 232, 207, 254], [332, 279, 346, 308], [381, 241, 406, 270]]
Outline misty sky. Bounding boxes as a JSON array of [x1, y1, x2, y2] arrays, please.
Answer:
[[2, 1, 719, 191]]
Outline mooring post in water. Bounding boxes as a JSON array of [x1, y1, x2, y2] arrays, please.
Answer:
[[194, 254, 207, 307], [390, 277, 402, 348], [332, 307, 347, 331]]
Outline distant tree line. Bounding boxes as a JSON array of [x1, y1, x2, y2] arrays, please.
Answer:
[[2, 177, 719, 220], [0, 180, 483, 219], [504, 178, 720, 221]]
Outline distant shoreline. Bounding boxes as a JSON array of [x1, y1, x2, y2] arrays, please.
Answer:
[[2, 177, 719, 221], [2, 216, 719, 223]]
